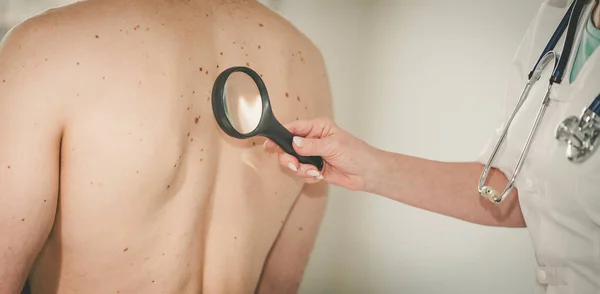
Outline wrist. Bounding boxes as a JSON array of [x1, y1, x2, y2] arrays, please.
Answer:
[[361, 147, 397, 194]]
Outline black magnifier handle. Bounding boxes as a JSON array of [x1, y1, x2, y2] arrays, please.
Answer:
[[267, 121, 324, 171]]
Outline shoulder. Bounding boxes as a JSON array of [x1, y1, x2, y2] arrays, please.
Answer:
[[224, 2, 333, 117], [0, 0, 171, 105], [0, 7, 79, 114], [255, 3, 325, 62], [0, 1, 127, 89], [252, 4, 333, 115]]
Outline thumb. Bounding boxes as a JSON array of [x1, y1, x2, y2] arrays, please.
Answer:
[[292, 136, 330, 156]]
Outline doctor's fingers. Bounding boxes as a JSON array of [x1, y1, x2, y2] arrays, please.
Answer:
[[264, 117, 338, 154], [263, 135, 334, 157], [291, 136, 336, 158], [283, 117, 337, 138], [278, 152, 324, 182], [263, 139, 281, 153]]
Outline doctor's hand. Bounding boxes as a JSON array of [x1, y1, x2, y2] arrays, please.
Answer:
[[263, 118, 381, 191]]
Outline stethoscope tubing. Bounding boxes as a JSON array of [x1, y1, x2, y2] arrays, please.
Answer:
[[478, 0, 591, 203]]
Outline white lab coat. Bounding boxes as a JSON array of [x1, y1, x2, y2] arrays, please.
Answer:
[[476, 0, 600, 293]]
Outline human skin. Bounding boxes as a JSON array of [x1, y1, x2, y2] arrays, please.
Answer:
[[0, 0, 334, 293], [264, 118, 525, 228]]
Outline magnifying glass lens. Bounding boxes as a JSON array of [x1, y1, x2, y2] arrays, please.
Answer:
[[223, 72, 263, 135], [213, 66, 324, 171]]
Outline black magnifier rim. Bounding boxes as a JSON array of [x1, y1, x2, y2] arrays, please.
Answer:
[[212, 66, 325, 171], [211, 66, 272, 139]]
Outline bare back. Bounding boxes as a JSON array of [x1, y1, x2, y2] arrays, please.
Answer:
[[0, 1, 333, 293]]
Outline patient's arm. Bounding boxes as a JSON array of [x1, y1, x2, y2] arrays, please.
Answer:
[[256, 181, 328, 294], [0, 22, 63, 293]]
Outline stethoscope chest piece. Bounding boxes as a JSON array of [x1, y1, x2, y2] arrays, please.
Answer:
[[556, 102, 600, 162]]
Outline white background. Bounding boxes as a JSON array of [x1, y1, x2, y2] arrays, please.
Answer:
[[2, 0, 546, 293]]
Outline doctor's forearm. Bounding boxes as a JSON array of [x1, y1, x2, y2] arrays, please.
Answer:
[[364, 150, 526, 228]]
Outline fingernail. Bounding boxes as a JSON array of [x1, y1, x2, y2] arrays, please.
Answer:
[[293, 137, 304, 147], [315, 175, 324, 181], [307, 170, 320, 177], [288, 163, 298, 172]]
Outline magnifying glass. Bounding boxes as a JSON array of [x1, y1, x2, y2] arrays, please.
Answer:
[[211, 66, 324, 171]]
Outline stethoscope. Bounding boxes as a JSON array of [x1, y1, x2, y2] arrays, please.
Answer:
[[479, 0, 600, 203]]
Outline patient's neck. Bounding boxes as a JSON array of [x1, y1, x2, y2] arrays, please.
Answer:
[[595, 1, 600, 29]]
